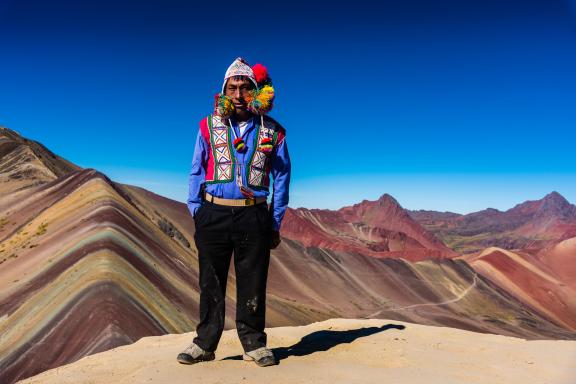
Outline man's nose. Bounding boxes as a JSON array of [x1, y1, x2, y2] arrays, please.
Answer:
[[233, 89, 242, 99]]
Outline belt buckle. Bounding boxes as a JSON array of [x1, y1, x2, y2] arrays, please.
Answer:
[[245, 198, 254, 206]]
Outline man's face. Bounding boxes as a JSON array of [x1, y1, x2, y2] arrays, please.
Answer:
[[224, 77, 254, 112]]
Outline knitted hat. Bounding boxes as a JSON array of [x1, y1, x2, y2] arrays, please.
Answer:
[[215, 57, 274, 118], [221, 57, 258, 93]]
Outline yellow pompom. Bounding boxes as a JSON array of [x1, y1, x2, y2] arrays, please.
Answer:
[[246, 84, 275, 114], [257, 85, 274, 109]]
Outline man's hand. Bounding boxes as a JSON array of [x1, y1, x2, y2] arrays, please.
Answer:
[[270, 230, 281, 249]]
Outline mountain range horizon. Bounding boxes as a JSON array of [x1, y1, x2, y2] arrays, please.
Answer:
[[293, 189, 572, 216], [3, 123, 572, 217]]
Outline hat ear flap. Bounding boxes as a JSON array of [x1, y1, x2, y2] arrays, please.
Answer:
[[214, 93, 235, 119]]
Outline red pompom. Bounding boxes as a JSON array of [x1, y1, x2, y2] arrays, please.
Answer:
[[252, 63, 269, 84], [234, 138, 243, 145]]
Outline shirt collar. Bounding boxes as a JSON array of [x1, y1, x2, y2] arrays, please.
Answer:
[[230, 116, 255, 138]]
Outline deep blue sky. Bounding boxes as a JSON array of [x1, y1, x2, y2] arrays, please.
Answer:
[[1, 0, 575, 212]]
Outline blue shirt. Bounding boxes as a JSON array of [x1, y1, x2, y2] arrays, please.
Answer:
[[187, 116, 291, 231]]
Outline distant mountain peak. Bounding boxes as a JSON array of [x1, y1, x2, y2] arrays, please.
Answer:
[[542, 191, 569, 204], [377, 193, 401, 206], [348, 193, 404, 211], [538, 191, 573, 218], [345, 193, 405, 216], [1, 126, 24, 141], [0, 125, 81, 183]]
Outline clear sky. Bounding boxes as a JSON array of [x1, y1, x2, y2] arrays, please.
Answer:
[[1, 0, 575, 213]]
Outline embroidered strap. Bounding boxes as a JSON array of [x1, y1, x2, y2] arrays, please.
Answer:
[[247, 117, 277, 187], [207, 115, 235, 183]]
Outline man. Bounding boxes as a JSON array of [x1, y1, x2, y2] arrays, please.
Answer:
[[177, 57, 291, 367]]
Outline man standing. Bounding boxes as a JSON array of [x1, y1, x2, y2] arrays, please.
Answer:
[[177, 57, 290, 367]]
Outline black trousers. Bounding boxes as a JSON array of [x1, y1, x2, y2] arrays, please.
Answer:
[[192, 200, 272, 353]]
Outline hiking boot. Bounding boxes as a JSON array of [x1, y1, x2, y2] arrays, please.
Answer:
[[177, 342, 215, 365], [242, 346, 277, 367]]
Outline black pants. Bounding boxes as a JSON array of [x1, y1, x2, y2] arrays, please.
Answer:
[[192, 200, 272, 353]]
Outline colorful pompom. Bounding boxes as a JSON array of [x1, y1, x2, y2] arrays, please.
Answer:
[[258, 137, 274, 153], [246, 84, 275, 115], [214, 93, 235, 119], [233, 137, 246, 152], [252, 63, 269, 84]]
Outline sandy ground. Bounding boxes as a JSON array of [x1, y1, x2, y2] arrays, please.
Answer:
[[18, 318, 576, 384]]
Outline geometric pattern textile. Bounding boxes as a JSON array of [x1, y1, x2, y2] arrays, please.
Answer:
[[209, 115, 234, 182], [248, 120, 277, 188]]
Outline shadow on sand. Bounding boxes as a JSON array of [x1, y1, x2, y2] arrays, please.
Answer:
[[222, 323, 406, 363]]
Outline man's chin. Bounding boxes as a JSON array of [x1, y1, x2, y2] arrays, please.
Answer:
[[234, 109, 252, 117]]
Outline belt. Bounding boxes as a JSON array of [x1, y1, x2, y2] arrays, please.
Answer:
[[204, 192, 267, 207]]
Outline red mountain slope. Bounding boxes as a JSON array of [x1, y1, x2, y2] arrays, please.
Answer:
[[282, 194, 458, 261], [460, 237, 576, 331], [409, 191, 576, 253]]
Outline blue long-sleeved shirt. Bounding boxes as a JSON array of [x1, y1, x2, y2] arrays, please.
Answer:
[[187, 116, 291, 231]]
